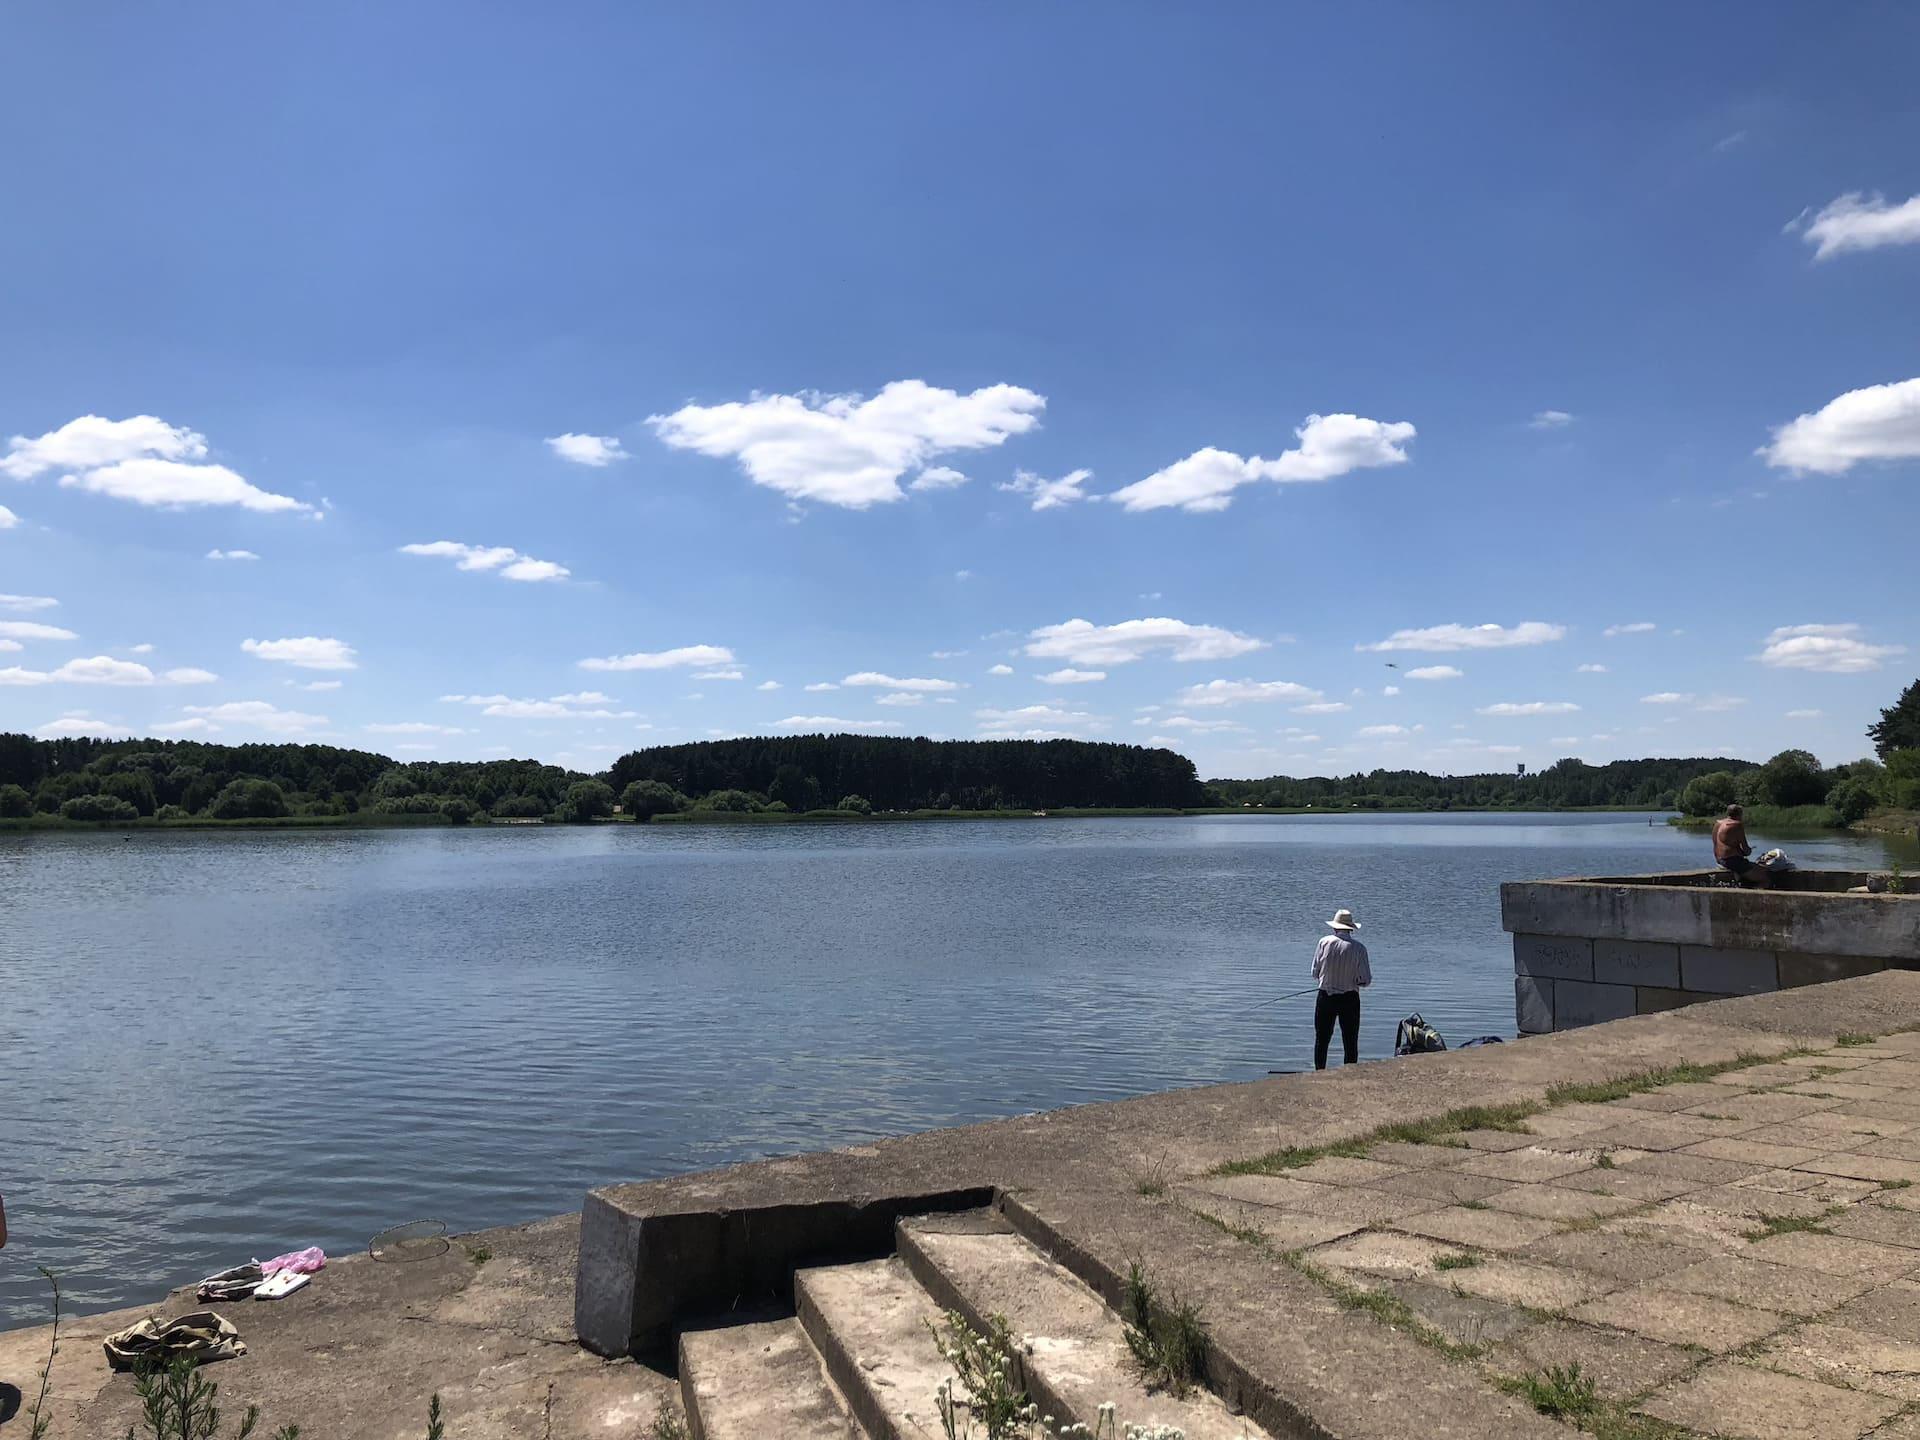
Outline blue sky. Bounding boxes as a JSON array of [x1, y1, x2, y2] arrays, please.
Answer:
[[2, 3, 1915, 778]]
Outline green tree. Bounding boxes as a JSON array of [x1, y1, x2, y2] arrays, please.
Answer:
[[1884, 750, 1920, 811], [836, 793, 872, 815], [100, 769, 158, 816], [694, 788, 761, 813], [60, 794, 140, 822], [1755, 749, 1827, 808], [1869, 679, 1920, 760], [768, 765, 822, 813], [564, 779, 616, 821], [439, 797, 475, 824], [1678, 770, 1740, 817], [1826, 778, 1877, 825], [620, 780, 686, 821], [208, 779, 290, 820], [0, 782, 31, 817]]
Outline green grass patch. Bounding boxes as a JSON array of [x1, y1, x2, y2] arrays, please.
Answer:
[[1836, 1034, 1876, 1048], [1284, 1253, 1488, 1362], [465, 1244, 492, 1267], [1883, 1180, 1913, 1192], [1594, 1152, 1617, 1170], [1743, 1210, 1838, 1242], [1504, 1363, 1600, 1422], [1432, 1252, 1480, 1272], [1187, 1207, 1269, 1249]]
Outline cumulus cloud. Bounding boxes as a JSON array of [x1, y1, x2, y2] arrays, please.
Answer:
[[546, 433, 628, 466], [0, 415, 313, 514], [1478, 701, 1581, 716], [1175, 678, 1320, 707], [0, 656, 215, 686], [908, 466, 969, 492], [1786, 708, 1823, 718], [1754, 623, 1906, 673], [0, 504, 19, 528], [977, 704, 1099, 732], [365, 722, 467, 735], [1639, 692, 1745, 712], [1107, 414, 1415, 514], [1405, 665, 1464, 681], [1603, 622, 1658, 637], [774, 715, 904, 732], [843, 672, 961, 692], [400, 540, 569, 583], [1796, 191, 1920, 260], [481, 699, 638, 719], [180, 700, 328, 734], [648, 379, 1044, 509], [0, 620, 78, 642], [153, 717, 220, 734], [206, 549, 259, 561], [1038, 668, 1107, 685], [1026, 617, 1265, 666], [1358, 724, 1411, 736], [0, 594, 56, 611], [803, 681, 840, 692], [581, 644, 736, 672], [999, 468, 1093, 511], [35, 714, 131, 738], [1762, 377, 1920, 475], [1149, 715, 1248, 733], [755, 680, 782, 691], [874, 692, 924, 706], [1293, 701, 1351, 715], [1530, 410, 1575, 429], [1360, 622, 1564, 653], [1576, 663, 1609, 674], [987, 664, 1014, 677], [293, 679, 343, 692], [243, 636, 358, 671], [695, 668, 744, 681]]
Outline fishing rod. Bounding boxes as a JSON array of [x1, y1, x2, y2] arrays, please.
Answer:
[[1249, 984, 1321, 1012]]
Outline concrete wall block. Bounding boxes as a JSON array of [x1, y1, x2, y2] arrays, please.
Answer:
[[1594, 939, 1682, 988], [1516, 975, 1554, 1034], [1514, 933, 1595, 981], [1777, 952, 1887, 988], [1680, 945, 1778, 996], [1635, 986, 1699, 1015], [1553, 979, 1638, 1029]]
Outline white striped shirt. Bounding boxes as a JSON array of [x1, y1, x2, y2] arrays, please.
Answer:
[[1312, 934, 1372, 994]]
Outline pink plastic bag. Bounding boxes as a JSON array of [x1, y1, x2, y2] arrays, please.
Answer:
[[258, 1246, 326, 1275]]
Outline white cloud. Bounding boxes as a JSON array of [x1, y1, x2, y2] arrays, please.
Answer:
[[843, 672, 961, 692], [1383, 685, 1400, 696], [1797, 191, 1920, 260], [546, 433, 628, 467], [548, 691, 615, 705], [581, 644, 736, 672], [0, 593, 56, 612], [1108, 414, 1415, 513], [999, 468, 1092, 511], [1026, 617, 1265, 666], [1642, 692, 1691, 705], [243, 636, 358, 671], [1786, 708, 1823, 718], [1359, 622, 1564, 653], [1576, 663, 1609, 674], [774, 715, 904, 732], [1175, 678, 1319, 707], [1405, 664, 1464, 681], [977, 704, 1097, 731], [1529, 410, 1575, 430], [1603, 622, 1658, 637], [1038, 668, 1107, 685], [803, 681, 840, 692], [987, 664, 1014, 677], [1293, 701, 1351, 715], [1478, 701, 1580, 716], [480, 699, 638, 719], [181, 700, 328, 734], [695, 668, 745, 681], [153, 717, 220, 735], [1149, 715, 1248, 733], [1550, 736, 1583, 747], [1754, 623, 1906, 673], [0, 639, 18, 652], [0, 415, 313, 514], [908, 466, 969, 492], [1695, 695, 1747, 712], [874, 692, 925, 707], [35, 714, 131, 739], [0, 504, 18, 529], [1639, 692, 1746, 713], [0, 656, 216, 686], [930, 649, 969, 659], [1357, 724, 1410, 737], [648, 379, 1044, 509], [128, 643, 153, 654], [1762, 377, 1920, 475], [0, 620, 78, 642], [293, 679, 343, 692], [755, 680, 782, 692], [400, 540, 569, 583], [206, 549, 260, 561], [365, 721, 468, 735]]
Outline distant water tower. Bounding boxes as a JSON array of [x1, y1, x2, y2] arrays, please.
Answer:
[[1517, 762, 1527, 776]]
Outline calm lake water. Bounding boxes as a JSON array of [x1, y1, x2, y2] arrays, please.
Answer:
[[2, 811, 1909, 1324]]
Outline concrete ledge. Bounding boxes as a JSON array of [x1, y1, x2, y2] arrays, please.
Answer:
[[1594, 939, 1680, 988], [1680, 945, 1778, 996], [1555, 979, 1638, 1027], [1514, 934, 1594, 981]]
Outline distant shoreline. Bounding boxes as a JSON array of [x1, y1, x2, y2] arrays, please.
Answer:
[[0, 803, 1676, 834]]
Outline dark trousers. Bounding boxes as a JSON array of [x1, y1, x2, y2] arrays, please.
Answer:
[[1314, 989, 1361, 1070]]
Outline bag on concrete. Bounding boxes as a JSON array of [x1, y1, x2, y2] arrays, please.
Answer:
[[1395, 1013, 1447, 1056]]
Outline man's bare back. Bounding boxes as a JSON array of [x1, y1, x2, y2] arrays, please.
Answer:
[[1712, 805, 1768, 887]]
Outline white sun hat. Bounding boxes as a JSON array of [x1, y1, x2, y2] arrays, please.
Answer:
[[1325, 908, 1360, 932]]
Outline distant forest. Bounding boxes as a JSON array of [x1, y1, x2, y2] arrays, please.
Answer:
[[1208, 756, 1760, 812]]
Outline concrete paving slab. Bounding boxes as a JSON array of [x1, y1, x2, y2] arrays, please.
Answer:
[[1793, 1107, 1917, 1136], [1452, 1148, 1595, 1183], [1454, 1128, 1541, 1152], [1304, 1231, 1468, 1283], [1757, 1321, 1920, 1402], [1391, 1205, 1563, 1254], [1618, 1149, 1768, 1185], [1639, 1360, 1900, 1440], [1828, 1202, 1920, 1251], [1574, 1111, 1761, 1152], [1832, 1097, 1920, 1126], [1825, 1279, 1920, 1341], [1372, 1167, 1516, 1206], [1856, 1133, 1920, 1162], [1711, 1063, 1802, 1086], [1681, 1182, 1847, 1221], [1616, 1079, 1759, 1109], [1438, 1257, 1615, 1312], [680, 1317, 858, 1440], [1285, 1155, 1408, 1187], [1744, 1120, 1901, 1151], [1519, 1104, 1630, 1139], [1479, 1184, 1644, 1223], [1516, 1229, 1714, 1285], [1364, 1140, 1472, 1168], [1726, 1168, 1879, 1206], [1486, 1318, 1698, 1402], [1681, 1135, 1833, 1169], [1682, 1091, 1847, 1125], [1655, 1254, 1885, 1314], [794, 1258, 951, 1440], [1798, 1152, 1920, 1186], [1746, 1231, 1920, 1276], [1382, 1280, 1535, 1348], [1569, 1285, 1787, 1352], [1785, 1080, 1913, 1102], [1604, 1200, 1755, 1254], [1170, 1191, 1367, 1253], [1184, 1172, 1332, 1211], [1549, 1164, 1699, 1203]]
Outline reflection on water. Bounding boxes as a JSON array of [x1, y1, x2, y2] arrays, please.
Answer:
[[0, 811, 1903, 1322]]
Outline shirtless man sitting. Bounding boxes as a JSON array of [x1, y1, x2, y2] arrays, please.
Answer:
[[1712, 803, 1769, 888]]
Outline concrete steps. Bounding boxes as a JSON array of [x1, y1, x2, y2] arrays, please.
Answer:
[[672, 1208, 1273, 1440]]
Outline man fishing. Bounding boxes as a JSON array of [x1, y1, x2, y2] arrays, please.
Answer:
[[1311, 907, 1371, 1069]]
